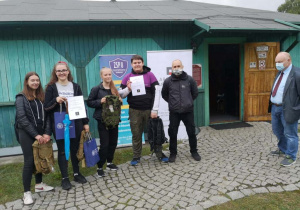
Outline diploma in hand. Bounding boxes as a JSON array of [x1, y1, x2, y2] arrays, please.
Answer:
[[67, 96, 87, 120], [130, 75, 146, 96]]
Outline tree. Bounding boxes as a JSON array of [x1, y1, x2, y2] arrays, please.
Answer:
[[278, 0, 300, 14]]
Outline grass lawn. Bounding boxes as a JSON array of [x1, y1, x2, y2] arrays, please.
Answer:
[[209, 190, 300, 209], [0, 144, 156, 205]]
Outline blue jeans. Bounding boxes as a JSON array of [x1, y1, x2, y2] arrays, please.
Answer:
[[271, 105, 299, 160]]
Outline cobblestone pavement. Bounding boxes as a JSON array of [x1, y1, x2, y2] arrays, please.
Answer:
[[2, 122, 300, 210]]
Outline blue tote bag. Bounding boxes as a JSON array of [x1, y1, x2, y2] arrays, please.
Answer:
[[84, 133, 100, 167], [54, 112, 76, 140]]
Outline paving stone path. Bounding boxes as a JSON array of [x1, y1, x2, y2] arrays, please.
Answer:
[[2, 122, 300, 210]]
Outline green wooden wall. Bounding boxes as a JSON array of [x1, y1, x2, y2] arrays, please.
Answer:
[[1, 22, 298, 149], [0, 22, 202, 148]]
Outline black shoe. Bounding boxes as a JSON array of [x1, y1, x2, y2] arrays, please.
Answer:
[[192, 152, 201, 161], [97, 168, 106, 177], [61, 178, 72, 190], [74, 173, 87, 184], [169, 154, 176, 163], [107, 163, 118, 171]]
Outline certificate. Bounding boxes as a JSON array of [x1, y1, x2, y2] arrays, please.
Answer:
[[67, 96, 87, 120], [130, 75, 146, 96]]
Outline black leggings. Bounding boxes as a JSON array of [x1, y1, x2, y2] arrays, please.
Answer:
[[97, 121, 118, 168], [18, 129, 42, 192], [56, 138, 80, 178], [54, 119, 83, 179]]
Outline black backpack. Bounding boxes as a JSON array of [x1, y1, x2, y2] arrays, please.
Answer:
[[147, 117, 168, 152]]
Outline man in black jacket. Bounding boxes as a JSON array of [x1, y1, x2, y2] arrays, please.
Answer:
[[162, 59, 200, 163]]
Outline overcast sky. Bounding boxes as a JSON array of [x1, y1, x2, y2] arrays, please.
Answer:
[[191, 0, 285, 12], [87, 0, 286, 12]]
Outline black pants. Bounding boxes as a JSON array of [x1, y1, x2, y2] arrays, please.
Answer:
[[55, 121, 82, 178], [18, 129, 42, 192], [97, 121, 118, 168], [168, 111, 198, 155]]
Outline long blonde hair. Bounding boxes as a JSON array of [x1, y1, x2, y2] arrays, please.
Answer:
[[100, 67, 121, 98]]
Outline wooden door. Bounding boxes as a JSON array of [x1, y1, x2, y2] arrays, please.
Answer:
[[244, 42, 279, 121]]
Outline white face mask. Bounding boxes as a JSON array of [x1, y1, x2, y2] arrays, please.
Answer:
[[276, 63, 285, 71], [173, 68, 183, 76]]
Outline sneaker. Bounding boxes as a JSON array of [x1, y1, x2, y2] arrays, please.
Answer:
[[130, 158, 140, 166], [270, 149, 284, 156], [192, 152, 201, 161], [35, 182, 54, 193], [169, 154, 176, 163], [23, 191, 34, 205], [74, 173, 87, 184], [97, 168, 106, 177], [107, 163, 118, 171], [61, 178, 72, 190], [159, 153, 169, 163], [280, 156, 296, 167]]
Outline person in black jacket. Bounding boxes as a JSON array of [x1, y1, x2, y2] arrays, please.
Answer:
[[44, 61, 89, 190], [87, 67, 122, 178], [15, 72, 54, 205], [162, 59, 200, 163]]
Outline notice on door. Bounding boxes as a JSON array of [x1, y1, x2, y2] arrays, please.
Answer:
[[192, 64, 202, 88]]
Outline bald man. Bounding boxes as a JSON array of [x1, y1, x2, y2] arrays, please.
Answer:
[[162, 59, 200, 162], [268, 52, 300, 166]]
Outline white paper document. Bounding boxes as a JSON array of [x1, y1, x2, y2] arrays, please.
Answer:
[[130, 75, 146, 96], [67, 96, 87, 120]]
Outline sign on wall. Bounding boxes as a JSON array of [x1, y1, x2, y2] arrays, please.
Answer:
[[147, 50, 193, 140], [193, 64, 202, 88], [99, 54, 137, 147]]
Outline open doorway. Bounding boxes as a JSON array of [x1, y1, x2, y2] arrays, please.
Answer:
[[209, 44, 240, 124]]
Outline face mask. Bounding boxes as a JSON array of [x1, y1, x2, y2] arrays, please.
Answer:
[[173, 68, 183, 76], [276, 63, 285, 71]]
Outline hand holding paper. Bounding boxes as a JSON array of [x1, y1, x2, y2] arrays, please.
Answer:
[[130, 75, 146, 96], [67, 96, 87, 120]]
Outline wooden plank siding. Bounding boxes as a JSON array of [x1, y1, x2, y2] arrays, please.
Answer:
[[0, 22, 205, 148]]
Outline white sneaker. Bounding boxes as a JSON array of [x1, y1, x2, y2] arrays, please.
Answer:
[[23, 191, 34, 205], [35, 182, 54, 192]]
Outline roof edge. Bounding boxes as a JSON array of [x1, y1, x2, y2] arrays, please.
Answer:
[[0, 20, 193, 26], [275, 19, 300, 30], [193, 19, 210, 32]]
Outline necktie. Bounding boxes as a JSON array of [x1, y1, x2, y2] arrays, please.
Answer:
[[272, 72, 284, 97]]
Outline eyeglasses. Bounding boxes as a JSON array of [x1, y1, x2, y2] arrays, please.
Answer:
[[56, 69, 68, 73]]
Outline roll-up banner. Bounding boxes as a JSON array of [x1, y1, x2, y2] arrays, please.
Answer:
[[147, 50, 193, 140], [99, 54, 146, 147]]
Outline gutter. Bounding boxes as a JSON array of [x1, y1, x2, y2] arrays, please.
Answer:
[[275, 19, 300, 30], [0, 20, 192, 26]]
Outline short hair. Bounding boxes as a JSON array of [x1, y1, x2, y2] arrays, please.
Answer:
[[131, 55, 144, 63]]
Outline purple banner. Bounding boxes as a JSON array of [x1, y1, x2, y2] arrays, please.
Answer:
[[109, 58, 128, 78]]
